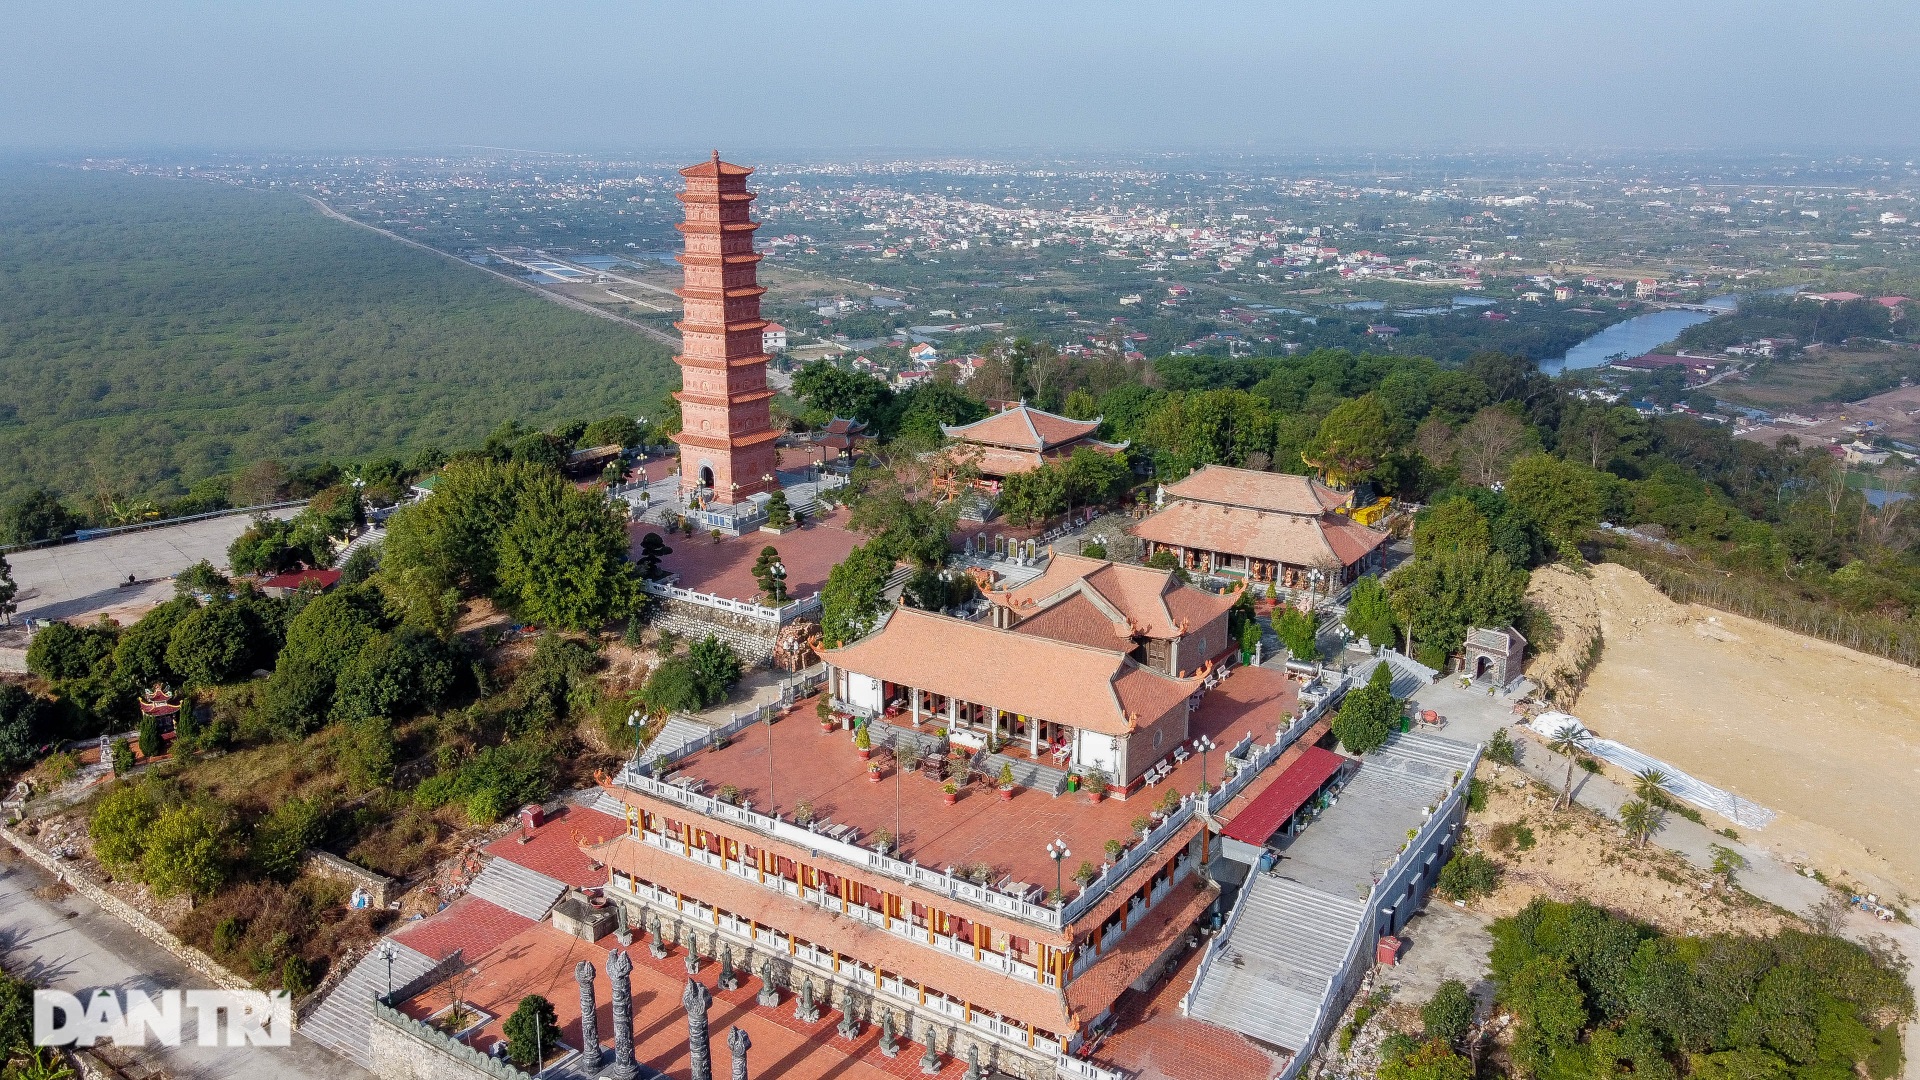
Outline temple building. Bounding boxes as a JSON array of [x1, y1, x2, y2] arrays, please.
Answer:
[[823, 607, 1201, 793], [940, 405, 1127, 492], [989, 552, 1235, 678], [1130, 465, 1388, 594], [673, 152, 780, 504]]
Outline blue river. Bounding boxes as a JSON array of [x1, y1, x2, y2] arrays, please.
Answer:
[[1540, 294, 1739, 373]]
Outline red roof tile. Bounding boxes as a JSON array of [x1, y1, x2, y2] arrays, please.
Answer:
[[1219, 746, 1348, 846], [822, 608, 1197, 737], [1132, 501, 1386, 570], [943, 406, 1101, 451], [1160, 466, 1351, 516]]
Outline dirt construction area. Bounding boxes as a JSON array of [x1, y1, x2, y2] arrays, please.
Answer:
[[1530, 563, 1920, 904]]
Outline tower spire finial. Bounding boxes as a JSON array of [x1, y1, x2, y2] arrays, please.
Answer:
[[712, 148, 720, 164]]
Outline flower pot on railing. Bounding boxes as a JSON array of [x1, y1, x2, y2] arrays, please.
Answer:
[[999, 785, 1016, 802]]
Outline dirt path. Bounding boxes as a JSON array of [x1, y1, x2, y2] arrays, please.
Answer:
[[1533, 563, 1920, 904]]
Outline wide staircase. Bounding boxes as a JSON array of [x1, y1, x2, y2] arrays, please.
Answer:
[[638, 714, 720, 767], [300, 939, 439, 1068], [1186, 874, 1369, 1054]]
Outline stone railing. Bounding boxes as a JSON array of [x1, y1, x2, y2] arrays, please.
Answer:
[[1276, 744, 1481, 1080], [614, 769, 1075, 932], [369, 1000, 535, 1080], [639, 580, 821, 626]]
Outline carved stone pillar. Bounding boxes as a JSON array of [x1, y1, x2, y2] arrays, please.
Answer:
[[684, 978, 714, 1080], [573, 960, 601, 1069], [604, 951, 637, 1080], [727, 1026, 750, 1080]]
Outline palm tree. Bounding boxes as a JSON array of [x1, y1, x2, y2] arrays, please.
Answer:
[[1633, 767, 1671, 807], [1618, 798, 1663, 847], [1547, 722, 1588, 810]]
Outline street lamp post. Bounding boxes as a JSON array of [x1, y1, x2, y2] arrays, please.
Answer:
[[1194, 734, 1218, 798], [377, 943, 396, 1002], [1046, 839, 1071, 903]]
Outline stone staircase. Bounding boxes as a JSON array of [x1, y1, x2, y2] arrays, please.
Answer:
[[974, 747, 1070, 796], [465, 857, 567, 921], [1186, 874, 1370, 1053], [300, 939, 438, 1068], [331, 526, 384, 569], [638, 714, 719, 767]]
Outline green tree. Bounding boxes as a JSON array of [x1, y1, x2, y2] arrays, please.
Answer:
[[791, 361, 895, 424], [0, 684, 52, 771], [1345, 576, 1396, 648], [1144, 549, 1191, 583], [765, 490, 794, 530], [503, 994, 562, 1070], [752, 546, 788, 604], [687, 635, 741, 707], [226, 515, 301, 577], [1546, 721, 1589, 810], [250, 795, 326, 880], [1414, 497, 1494, 557], [1332, 662, 1399, 753], [382, 458, 547, 597], [636, 532, 673, 580], [1, 488, 75, 545], [494, 471, 640, 630], [1062, 389, 1099, 420], [342, 716, 397, 790], [581, 414, 643, 449], [165, 602, 255, 685], [137, 713, 164, 760], [112, 598, 198, 688], [821, 543, 893, 647], [0, 552, 16, 625], [1387, 545, 1528, 667], [1139, 389, 1273, 472], [110, 737, 136, 776], [636, 657, 705, 717], [1305, 392, 1395, 485], [141, 803, 230, 899], [1378, 1039, 1475, 1080], [89, 781, 161, 868], [1506, 453, 1602, 553], [1422, 980, 1478, 1049], [262, 587, 386, 736], [1619, 798, 1664, 847], [174, 560, 231, 599], [1275, 606, 1318, 659], [26, 619, 118, 683]]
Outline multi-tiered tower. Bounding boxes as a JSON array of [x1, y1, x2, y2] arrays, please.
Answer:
[[672, 152, 779, 504]]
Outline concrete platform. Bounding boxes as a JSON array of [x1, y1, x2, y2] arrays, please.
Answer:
[[6, 508, 300, 623]]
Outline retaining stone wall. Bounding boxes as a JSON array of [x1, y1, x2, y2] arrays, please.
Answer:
[[0, 825, 254, 995], [369, 1002, 534, 1080]]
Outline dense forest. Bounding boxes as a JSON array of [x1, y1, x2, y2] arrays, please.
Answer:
[[792, 342, 1920, 668], [0, 167, 676, 508]]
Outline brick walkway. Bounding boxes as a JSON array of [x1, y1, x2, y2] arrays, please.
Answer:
[[631, 508, 862, 603]]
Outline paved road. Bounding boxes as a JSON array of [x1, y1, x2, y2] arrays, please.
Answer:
[[1412, 679, 1920, 1080], [302, 196, 682, 350], [6, 509, 300, 622], [0, 852, 368, 1080]]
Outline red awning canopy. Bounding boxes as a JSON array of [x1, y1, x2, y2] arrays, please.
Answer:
[[1220, 745, 1348, 847]]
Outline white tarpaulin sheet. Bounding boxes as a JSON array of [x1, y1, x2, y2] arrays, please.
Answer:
[[1527, 712, 1777, 830]]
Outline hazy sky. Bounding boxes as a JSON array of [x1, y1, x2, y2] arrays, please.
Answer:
[[4, 1, 1916, 156]]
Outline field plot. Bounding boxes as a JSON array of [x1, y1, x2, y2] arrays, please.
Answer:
[[0, 167, 675, 504], [1535, 564, 1920, 900]]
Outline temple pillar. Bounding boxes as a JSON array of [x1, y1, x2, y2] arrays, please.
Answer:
[[728, 1026, 750, 1080], [604, 951, 637, 1080], [685, 978, 714, 1080], [574, 960, 601, 1069]]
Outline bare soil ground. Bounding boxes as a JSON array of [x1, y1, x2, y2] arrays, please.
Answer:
[[1529, 562, 1920, 904], [1523, 566, 1602, 704], [1466, 764, 1796, 938]]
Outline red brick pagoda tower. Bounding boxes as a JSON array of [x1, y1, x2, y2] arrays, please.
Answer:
[[672, 151, 779, 505]]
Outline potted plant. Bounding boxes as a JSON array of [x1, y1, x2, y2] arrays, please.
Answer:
[[868, 760, 885, 784], [717, 783, 741, 805], [942, 781, 958, 806], [997, 763, 1017, 801], [1066, 774, 1080, 793], [793, 799, 815, 826], [897, 743, 921, 773], [1073, 861, 1097, 888], [1082, 771, 1107, 804], [854, 725, 872, 761], [816, 697, 835, 732], [1104, 838, 1126, 863], [1131, 816, 1151, 838]]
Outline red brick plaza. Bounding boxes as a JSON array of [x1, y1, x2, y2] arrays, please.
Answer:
[[628, 507, 862, 604]]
